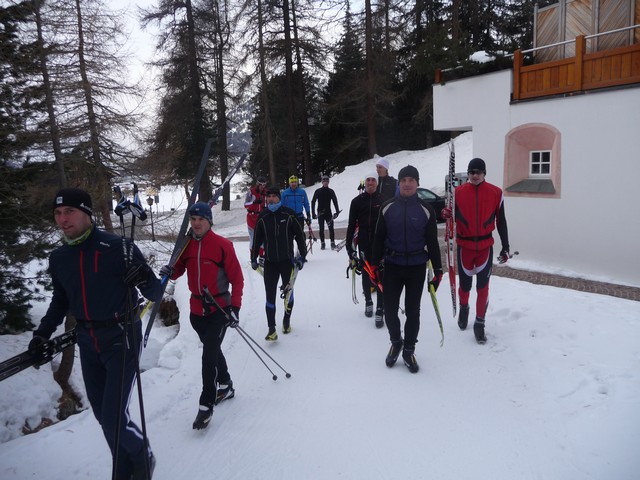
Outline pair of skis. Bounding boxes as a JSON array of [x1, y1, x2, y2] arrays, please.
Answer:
[[0, 330, 77, 382], [280, 263, 299, 314], [445, 140, 458, 318]]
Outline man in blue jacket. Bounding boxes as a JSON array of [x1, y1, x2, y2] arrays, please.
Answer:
[[371, 166, 443, 373], [29, 188, 162, 479], [280, 175, 311, 231]]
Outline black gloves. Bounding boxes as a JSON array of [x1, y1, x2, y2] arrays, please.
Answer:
[[294, 256, 306, 270], [124, 263, 152, 288], [498, 248, 510, 264], [224, 306, 240, 328], [312, 213, 317, 220], [305, 218, 311, 226], [28, 334, 52, 362], [159, 264, 174, 279], [349, 251, 361, 273], [332, 212, 339, 220], [428, 269, 443, 292], [251, 259, 259, 270]]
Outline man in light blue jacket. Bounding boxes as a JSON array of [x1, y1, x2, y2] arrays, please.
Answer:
[[280, 175, 311, 231]]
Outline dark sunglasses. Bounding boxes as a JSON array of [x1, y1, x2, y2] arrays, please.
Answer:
[[468, 170, 484, 175]]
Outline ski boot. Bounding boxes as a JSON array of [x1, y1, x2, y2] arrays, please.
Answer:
[[330, 241, 336, 250], [282, 314, 292, 334], [402, 348, 419, 373], [374, 308, 384, 329], [321, 242, 326, 250], [193, 406, 213, 430], [215, 381, 235, 405], [265, 328, 278, 341], [474, 318, 487, 344], [364, 300, 373, 318], [458, 304, 470, 330], [385, 339, 403, 367]]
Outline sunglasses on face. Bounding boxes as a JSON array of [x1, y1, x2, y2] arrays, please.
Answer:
[[468, 170, 484, 175]]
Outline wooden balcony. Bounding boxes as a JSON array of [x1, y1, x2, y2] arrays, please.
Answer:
[[513, 34, 640, 101]]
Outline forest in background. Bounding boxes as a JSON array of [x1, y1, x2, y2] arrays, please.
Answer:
[[0, 0, 554, 332]]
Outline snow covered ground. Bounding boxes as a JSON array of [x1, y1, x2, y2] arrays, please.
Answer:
[[1, 133, 639, 479]]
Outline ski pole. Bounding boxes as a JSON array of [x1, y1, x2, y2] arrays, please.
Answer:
[[236, 325, 292, 379], [233, 327, 279, 381], [200, 287, 292, 379]]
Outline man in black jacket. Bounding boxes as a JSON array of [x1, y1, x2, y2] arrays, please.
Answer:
[[371, 166, 443, 374], [346, 173, 385, 327], [251, 186, 307, 340], [30, 188, 162, 479], [311, 175, 340, 250]]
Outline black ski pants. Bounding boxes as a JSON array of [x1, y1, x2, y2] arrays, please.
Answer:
[[190, 311, 230, 409], [382, 263, 426, 349], [317, 213, 335, 243], [76, 320, 150, 480], [264, 259, 295, 328]]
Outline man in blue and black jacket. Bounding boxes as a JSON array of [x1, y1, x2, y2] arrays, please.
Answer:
[[29, 188, 162, 480], [371, 166, 443, 374]]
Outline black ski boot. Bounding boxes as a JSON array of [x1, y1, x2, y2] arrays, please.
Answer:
[[321, 242, 326, 250], [215, 380, 235, 405], [374, 308, 384, 329], [330, 241, 336, 250], [364, 300, 373, 318], [193, 406, 213, 430], [474, 318, 487, 344], [402, 348, 419, 373], [385, 339, 403, 367], [458, 304, 470, 330]]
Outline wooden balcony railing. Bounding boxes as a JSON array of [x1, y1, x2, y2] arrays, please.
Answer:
[[513, 27, 640, 101]]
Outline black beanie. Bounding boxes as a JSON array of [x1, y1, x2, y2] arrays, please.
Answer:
[[53, 188, 93, 217], [398, 165, 420, 184], [467, 158, 486, 173], [266, 186, 281, 199]]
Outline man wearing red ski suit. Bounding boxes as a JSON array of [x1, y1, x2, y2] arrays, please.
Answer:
[[449, 158, 509, 343]]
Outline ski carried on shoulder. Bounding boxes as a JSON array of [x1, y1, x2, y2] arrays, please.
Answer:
[[210, 154, 247, 206], [143, 139, 215, 346], [445, 140, 457, 317], [0, 330, 77, 382]]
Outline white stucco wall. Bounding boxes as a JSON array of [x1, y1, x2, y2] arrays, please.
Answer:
[[433, 70, 640, 285]]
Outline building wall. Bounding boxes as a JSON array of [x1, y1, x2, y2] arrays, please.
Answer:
[[434, 70, 640, 285]]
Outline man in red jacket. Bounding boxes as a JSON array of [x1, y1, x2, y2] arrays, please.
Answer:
[[442, 158, 510, 344], [162, 202, 244, 429]]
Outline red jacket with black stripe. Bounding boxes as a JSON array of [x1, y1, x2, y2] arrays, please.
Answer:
[[454, 180, 509, 252], [171, 229, 244, 316]]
